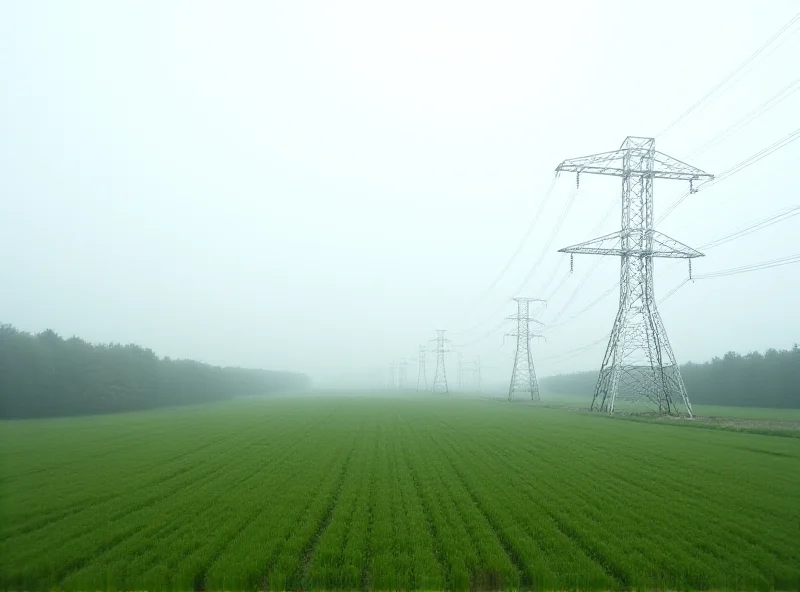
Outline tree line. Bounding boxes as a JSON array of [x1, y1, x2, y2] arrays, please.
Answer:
[[540, 345, 800, 408], [0, 324, 310, 419]]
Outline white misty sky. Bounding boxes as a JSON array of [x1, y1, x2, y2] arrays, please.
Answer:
[[1, 1, 798, 388]]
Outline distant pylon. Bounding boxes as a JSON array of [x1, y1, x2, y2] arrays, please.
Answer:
[[457, 352, 463, 390], [460, 356, 482, 392], [388, 361, 397, 389], [416, 346, 428, 390], [508, 298, 545, 401], [430, 329, 451, 394], [557, 136, 712, 416], [398, 359, 408, 390]]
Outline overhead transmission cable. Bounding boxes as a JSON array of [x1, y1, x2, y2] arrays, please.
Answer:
[[658, 126, 800, 223], [451, 176, 558, 326], [685, 77, 800, 159], [546, 252, 800, 364], [540, 276, 690, 364], [698, 126, 800, 189], [538, 189, 618, 320], [699, 205, 800, 249], [544, 281, 618, 332], [455, 183, 580, 341], [693, 253, 800, 279], [451, 317, 511, 349], [512, 185, 579, 295], [543, 203, 800, 333], [542, 269, 572, 303], [534, 192, 617, 302], [656, 12, 800, 138]]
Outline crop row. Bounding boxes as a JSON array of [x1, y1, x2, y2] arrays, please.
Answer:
[[2, 397, 798, 590]]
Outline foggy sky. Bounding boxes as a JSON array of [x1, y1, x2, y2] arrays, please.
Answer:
[[1, 1, 799, 389]]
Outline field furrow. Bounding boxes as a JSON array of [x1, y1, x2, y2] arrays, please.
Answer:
[[2, 396, 798, 591]]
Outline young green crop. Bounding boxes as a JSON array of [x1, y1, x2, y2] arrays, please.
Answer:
[[1, 396, 798, 590]]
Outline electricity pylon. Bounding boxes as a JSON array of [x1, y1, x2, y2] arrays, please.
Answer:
[[457, 352, 463, 390], [388, 361, 397, 389], [398, 359, 408, 390], [430, 329, 451, 394], [508, 298, 545, 401], [557, 136, 712, 416], [461, 356, 482, 392], [416, 345, 428, 390]]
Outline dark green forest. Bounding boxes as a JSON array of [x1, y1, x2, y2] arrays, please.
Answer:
[[0, 324, 309, 419], [541, 345, 800, 409]]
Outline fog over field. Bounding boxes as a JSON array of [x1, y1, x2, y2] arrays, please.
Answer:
[[1, 1, 798, 390]]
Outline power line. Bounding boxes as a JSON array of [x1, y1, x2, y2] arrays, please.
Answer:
[[700, 126, 800, 188], [453, 184, 577, 337], [699, 204, 800, 250], [513, 185, 579, 295], [536, 192, 617, 319], [546, 256, 608, 326], [539, 333, 610, 363], [458, 177, 608, 339], [552, 253, 800, 361], [542, 268, 572, 303], [544, 203, 800, 333], [540, 275, 691, 365], [657, 12, 800, 137], [658, 126, 800, 223], [685, 77, 800, 159], [660, 278, 689, 303], [693, 253, 800, 279], [544, 280, 618, 332], [542, 251, 800, 367], [451, 176, 558, 324], [452, 318, 510, 349]]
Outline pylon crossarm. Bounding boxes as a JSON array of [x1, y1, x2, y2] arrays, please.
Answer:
[[647, 231, 704, 258], [559, 230, 704, 258], [506, 315, 545, 326], [651, 152, 714, 181], [556, 149, 627, 176], [557, 149, 714, 181]]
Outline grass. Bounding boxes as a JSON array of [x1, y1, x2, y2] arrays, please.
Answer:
[[691, 404, 800, 421], [1, 395, 799, 590], [539, 392, 800, 421]]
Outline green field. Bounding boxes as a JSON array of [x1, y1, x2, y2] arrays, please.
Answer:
[[2, 396, 799, 591], [539, 392, 800, 421]]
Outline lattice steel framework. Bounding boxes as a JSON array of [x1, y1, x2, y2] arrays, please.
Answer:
[[508, 298, 544, 401], [416, 345, 428, 391], [430, 329, 451, 394], [557, 136, 712, 416]]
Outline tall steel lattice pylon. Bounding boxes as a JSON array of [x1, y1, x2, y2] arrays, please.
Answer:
[[416, 345, 428, 390], [557, 136, 713, 416], [430, 329, 451, 394], [508, 298, 545, 401]]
